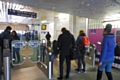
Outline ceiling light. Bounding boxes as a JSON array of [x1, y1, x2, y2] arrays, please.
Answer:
[[87, 4, 90, 6], [40, 20, 49, 24], [58, 13, 69, 20]]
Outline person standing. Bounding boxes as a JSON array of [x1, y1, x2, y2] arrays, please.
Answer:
[[0, 26, 12, 74], [96, 24, 116, 80], [57, 27, 75, 80], [75, 30, 88, 73], [45, 32, 51, 46], [11, 30, 20, 63]]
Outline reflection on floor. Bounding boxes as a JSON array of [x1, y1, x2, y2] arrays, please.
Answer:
[[11, 66, 48, 80], [52, 60, 120, 80], [11, 64, 120, 80]]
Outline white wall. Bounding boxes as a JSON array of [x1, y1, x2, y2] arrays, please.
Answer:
[[0, 23, 28, 30], [73, 16, 87, 39], [54, 16, 70, 40]]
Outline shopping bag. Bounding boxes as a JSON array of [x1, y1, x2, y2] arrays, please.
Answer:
[[70, 46, 81, 60]]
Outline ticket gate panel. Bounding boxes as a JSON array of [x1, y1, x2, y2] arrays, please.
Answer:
[[28, 40, 40, 63], [12, 40, 27, 66]]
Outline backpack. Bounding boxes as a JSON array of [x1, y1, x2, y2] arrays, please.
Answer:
[[82, 36, 90, 46]]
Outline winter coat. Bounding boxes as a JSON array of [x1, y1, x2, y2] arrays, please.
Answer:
[[100, 34, 116, 62], [57, 30, 75, 56]]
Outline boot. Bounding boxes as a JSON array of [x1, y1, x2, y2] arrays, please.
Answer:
[[106, 72, 113, 80], [96, 69, 103, 80]]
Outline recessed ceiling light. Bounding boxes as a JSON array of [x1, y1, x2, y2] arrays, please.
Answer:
[[81, 2, 84, 5], [87, 4, 90, 6], [52, 7, 55, 10]]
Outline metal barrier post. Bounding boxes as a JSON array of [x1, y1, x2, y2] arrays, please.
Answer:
[[48, 51, 53, 79], [3, 49, 11, 80], [0, 47, 2, 80]]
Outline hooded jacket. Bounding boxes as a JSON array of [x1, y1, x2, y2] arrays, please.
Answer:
[[100, 34, 116, 62]]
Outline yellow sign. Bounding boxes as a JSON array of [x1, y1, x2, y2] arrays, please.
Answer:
[[41, 24, 46, 30]]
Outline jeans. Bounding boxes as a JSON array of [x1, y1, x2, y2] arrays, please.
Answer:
[[51, 54, 57, 62], [98, 58, 114, 72], [78, 54, 86, 71], [13, 47, 20, 62]]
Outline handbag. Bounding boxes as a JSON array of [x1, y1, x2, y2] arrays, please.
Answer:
[[70, 46, 81, 60]]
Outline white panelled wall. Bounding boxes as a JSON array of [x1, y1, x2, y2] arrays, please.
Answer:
[[88, 19, 103, 29], [30, 14, 104, 41], [73, 16, 87, 39]]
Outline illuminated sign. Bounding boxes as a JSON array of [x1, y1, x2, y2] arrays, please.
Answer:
[[41, 24, 46, 30], [31, 43, 38, 47], [15, 43, 23, 48], [8, 9, 37, 18]]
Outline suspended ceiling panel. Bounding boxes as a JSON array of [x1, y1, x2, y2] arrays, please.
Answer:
[[1, 0, 120, 20]]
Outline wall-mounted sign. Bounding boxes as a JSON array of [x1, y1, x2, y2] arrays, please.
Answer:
[[115, 30, 120, 42], [91, 29, 96, 34], [8, 9, 37, 18], [31, 24, 40, 26], [41, 24, 46, 30]]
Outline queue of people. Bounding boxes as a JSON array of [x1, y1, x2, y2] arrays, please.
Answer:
[[51, 24, 117, 80]]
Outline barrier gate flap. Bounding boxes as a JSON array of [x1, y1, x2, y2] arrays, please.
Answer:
[[12, 40, 27, 66], [28, 40, 40, 63]]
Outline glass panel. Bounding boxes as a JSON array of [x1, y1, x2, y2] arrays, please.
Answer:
[[12, 40, 27, 66], [28, 40, 40, 63]]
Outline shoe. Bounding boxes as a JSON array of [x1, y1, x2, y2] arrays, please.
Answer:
[[75, 69, 81, 73], [57, 77, 63, 80], [0, 71, 3, 75], [64, 75, 69, 79], [81, 70, 86, 73]]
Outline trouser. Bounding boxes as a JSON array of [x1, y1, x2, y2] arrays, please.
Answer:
[[13, 48, 20, 62], [78, 54, 86, 71], [96, 69, 113, 80], [59, 55, 71, 78], [96, 59, 113, 80], [0, 52, 2, 74]]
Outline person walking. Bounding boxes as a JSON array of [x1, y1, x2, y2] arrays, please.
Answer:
[[96, 24, 116, 80], [57, 27, 75, 80]]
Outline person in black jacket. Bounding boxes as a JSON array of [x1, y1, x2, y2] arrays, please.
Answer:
[[46, 32, 51, 47], [114, 41, 120, 56], [57, 27, 75, 80], [0, 26, 12, 75], [46, 32, 51, 41], [11, 30, 20, 63]]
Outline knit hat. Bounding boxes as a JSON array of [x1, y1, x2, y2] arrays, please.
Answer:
[[104, 24, 112, 33]]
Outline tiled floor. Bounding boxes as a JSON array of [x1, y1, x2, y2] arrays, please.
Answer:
[[10, 65, 120, 80], [11, 66, 48, 80]]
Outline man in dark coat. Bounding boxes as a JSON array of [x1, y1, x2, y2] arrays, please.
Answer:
[[0, 26, 12, 75], [45, 32, 51, 46], [57, 27, 75, 80]]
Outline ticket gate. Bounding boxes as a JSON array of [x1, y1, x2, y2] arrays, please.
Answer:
[[28, 40, 40, 63], [11, 40, 27, 65], [11, 40, 40, 66]]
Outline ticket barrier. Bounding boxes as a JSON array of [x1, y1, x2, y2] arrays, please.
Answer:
[[11, 40, 40, 66], [85, 44, 96, 66], [0, 47, 2, 80], [37, 40, 53, 79], [28, 40, 40, 63], [11, 40, 27, 65], [2, 39, 11, 80]]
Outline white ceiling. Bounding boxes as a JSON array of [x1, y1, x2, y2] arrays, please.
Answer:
[[0, 0, 120, 24], [2, 0, 120, 19]]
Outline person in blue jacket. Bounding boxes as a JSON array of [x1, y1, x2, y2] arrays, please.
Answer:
[[96, 24, 116, 80]]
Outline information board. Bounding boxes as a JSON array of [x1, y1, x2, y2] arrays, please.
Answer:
[[8, 9, 37, 18]]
